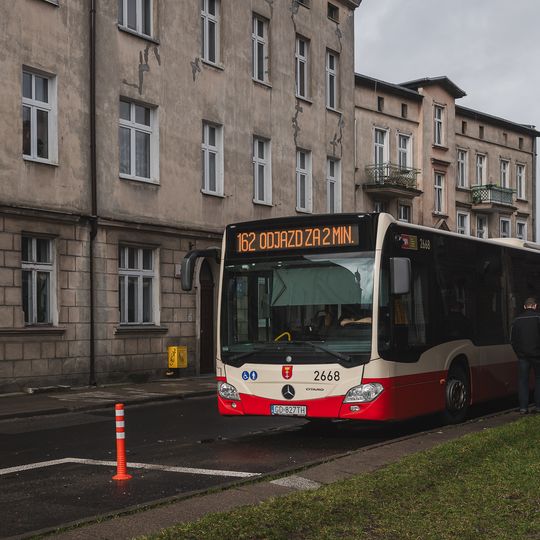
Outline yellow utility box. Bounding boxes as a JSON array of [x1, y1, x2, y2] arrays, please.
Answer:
[[167, 346, 188, 369]]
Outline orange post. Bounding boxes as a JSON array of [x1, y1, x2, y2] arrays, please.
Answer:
[[112, 403, 132, 481]]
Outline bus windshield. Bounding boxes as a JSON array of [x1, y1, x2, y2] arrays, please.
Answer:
[[221, 251, 375, 364]]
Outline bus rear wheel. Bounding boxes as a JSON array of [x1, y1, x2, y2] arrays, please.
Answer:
[[443, 365, 470, 424]]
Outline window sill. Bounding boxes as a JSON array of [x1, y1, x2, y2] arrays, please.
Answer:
[[120, 174, 160, 186], [253, 199, 273, 207], [23, 156, 59, 167], [252, 78, 272, 90], [326, 106, 342, 116], [296, 207, 313, 214], [41, 0, 59, 6], [0, 326, 66, 336], [117, 25, 160, 45], [295, 95, 313, 105], [516, 198, 529, 203], [201, 189, 225, 198], [115, 325, 168, 336], [201, 59, 225, 71], [432, 144, 449, 151], [455, 186, 470, 192], [432, 212, 449, 219]]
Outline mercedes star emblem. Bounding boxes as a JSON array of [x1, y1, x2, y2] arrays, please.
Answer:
[[282, 384, 295, 400]]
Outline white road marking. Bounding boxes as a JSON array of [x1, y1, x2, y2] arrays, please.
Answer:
[[271, 475, 321, 490], [0, 457, 260, 478]]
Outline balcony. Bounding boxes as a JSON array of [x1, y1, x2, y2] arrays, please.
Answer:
[[470, 184, 516, 212], [363, 163, 422, 200]]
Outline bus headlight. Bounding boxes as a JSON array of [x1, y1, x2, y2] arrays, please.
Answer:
[[218, 382, 240, 401], [343, 383, 384, 403]]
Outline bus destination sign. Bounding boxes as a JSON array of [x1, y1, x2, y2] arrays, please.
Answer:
[[235, 224, 359, 253]]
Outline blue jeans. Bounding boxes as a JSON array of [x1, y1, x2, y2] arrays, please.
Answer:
[[518, 357, 540, 410]]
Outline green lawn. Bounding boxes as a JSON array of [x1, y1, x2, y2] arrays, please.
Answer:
[[142, 415, 540, 540]]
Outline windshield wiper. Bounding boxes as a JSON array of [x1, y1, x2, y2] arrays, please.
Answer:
[[225, 343, 286, 363], [290, 340, 352, 363]]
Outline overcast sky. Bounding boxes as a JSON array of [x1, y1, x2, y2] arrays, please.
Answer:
[[354, 0, 540, 128]]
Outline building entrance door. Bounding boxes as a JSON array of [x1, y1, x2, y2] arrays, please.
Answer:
[[199, 260, 215, 374]]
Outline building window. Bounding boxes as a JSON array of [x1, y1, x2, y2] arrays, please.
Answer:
[[296, 149, 312, 213], [119, 99, 157, 182], [461, 121, 467, 134], [434, 172, 445, 213], [22, 70, 57, 162], [503, 132, 508, 145], [22, 236, 54, 325], [252, 15, 269, 83], [433, 105, 444, 145], [500, 159, 509, 188], [401, 103, 408, 118], [118, 0, 152, 37], [374, 201, 385, 213], [456, 212, 470, 235], [327, 158, 341, 213], [475, 154, 486, 185], [476, 215, 488, 239], [201, 0, 220, 64], [326, 50, 338, 109], [295, 36, 310, 99], [516, 164, 525, 199], [479, 125, 484, 139], [377, 96, 384, 112], [519, 137, 524, 150], [398, 134, 411, 170], [201, 122, 224, 196], [253, 137, 271, 205], [327, 3, 339, 21], [398, 204, 411, 223], [516, 221, 527, 240], [118, 246, 156, 325], [500, 218, 511, 238], [457, 149, 468, 188]]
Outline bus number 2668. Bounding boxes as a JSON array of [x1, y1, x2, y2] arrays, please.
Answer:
[[314, 370, 340, 381]]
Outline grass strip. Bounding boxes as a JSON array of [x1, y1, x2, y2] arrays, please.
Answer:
[[141, 416, 540, 540]]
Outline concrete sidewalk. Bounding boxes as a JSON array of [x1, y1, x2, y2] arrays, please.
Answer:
[[0, 376, 216, 421]]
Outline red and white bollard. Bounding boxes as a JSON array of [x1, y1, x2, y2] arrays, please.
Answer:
[[112, 403, 132, 481]]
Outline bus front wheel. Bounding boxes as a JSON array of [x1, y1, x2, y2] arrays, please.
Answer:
[[443, 365, 470, 424]]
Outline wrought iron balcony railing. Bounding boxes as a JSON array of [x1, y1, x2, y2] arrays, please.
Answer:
[[471, 184, 514, 206], [364, 163, 420, 190]]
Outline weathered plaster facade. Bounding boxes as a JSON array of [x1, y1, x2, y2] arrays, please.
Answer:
[[0, 0, 360, 392], [355, 74, 539, 238]]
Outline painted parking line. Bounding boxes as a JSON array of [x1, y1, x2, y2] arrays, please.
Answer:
[[0, 458, 260, 478]]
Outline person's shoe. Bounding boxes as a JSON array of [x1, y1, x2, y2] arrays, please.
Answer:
[[519, 409, 529, 414]]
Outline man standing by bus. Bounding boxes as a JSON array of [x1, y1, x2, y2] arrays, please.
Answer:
[[510, 297, 540, 414]]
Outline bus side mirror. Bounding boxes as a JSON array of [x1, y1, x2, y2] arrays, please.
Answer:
[[390, 257, 411, 295], [180, 248, 220, 291]]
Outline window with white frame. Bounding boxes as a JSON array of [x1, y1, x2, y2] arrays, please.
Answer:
[[516, 164, 525, 199], [398, 134, 411, 170], [456, 212, 470, 235], [201, 122, 224, 196], [326, 158, 341, 213], [516, 220, 527, 240], [476, 215, 488, 239], [500, 159, 509, 188], [296, 149, 312, 212], [433, 105, 445, 146], [457, 149, 468, 188], [118, 245, 157, 324], [253, 137, 271, 204], [119, 99, 157, 182], [434, 172, 445, 213], [201, 0, 220, 64], [295, 36, 309, 99], [118, 0, 152, 37], [326, 50, 338, 109], [500, 218, 511, 238], [475, 154, 486, 185], [398, 204, 411, 223], [373, 128, 388, 182], [22, 236, 54, 325], [22, 70, 57, 162], [252, 15, 268, 83]]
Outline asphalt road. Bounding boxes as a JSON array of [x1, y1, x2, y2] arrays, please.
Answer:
[[0, 395, 514, 538]]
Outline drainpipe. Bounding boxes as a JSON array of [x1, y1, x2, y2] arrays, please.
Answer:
[[89, 0, 97, 385]]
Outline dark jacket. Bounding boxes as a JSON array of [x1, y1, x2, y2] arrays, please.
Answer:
[[510, 309, 540, 358]]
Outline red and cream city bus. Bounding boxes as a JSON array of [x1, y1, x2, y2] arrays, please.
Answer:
[[182, 213, 539, 423]]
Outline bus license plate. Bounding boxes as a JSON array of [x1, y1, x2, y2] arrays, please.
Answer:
[[270, 404, 307, 416]]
